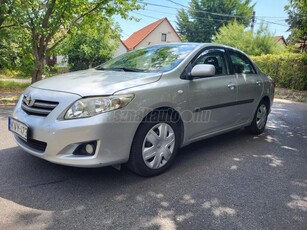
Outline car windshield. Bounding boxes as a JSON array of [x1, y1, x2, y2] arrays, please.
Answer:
[[97, 44, 199, 72]]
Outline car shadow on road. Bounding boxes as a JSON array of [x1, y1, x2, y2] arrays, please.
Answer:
[[0, 122, 306, 229]]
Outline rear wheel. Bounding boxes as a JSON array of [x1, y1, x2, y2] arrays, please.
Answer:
[[246, 100, 269, 134], [128, 113, 179, 177]]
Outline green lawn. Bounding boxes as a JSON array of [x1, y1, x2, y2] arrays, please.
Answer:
[[0, 70, 31, 79], [0, 80, 30, 91]]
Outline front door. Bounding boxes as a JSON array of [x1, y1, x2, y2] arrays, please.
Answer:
[[185, 48, 238, 141]]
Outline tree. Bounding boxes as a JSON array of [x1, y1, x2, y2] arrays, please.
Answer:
[[0, 0, 33, 74], [285, 0, 307, 52], [0, 26, 33, 73], [1, 0, 15, 69], [0, 0, 15, 29], [7, 0, 139, 83], [176, 0, 254, 42], [214, 21, 285, 55], [58, 15, 120, 71]]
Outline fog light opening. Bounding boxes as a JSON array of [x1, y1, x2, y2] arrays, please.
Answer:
[[73, 141, 97, 156]]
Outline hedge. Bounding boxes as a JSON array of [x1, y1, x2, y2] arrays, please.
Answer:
[[251, 53, 307, 91]]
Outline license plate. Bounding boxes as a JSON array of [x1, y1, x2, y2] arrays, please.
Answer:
[[8, 117, 28, 140]]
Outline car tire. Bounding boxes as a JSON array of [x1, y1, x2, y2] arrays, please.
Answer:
[[127, 112, 180, 177], [246, 100, 269, 135]]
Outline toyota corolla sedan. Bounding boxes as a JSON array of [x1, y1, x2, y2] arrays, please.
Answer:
[[9, 43, 274, 176]]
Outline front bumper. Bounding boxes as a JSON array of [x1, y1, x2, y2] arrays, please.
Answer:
[[11, 87, 140, 167]]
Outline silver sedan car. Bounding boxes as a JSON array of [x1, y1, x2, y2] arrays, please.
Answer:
[[9, 43, 274, 176]]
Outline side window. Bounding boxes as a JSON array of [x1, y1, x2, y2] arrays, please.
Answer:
[[193, 49, 228, 75], [229, 51, 256, 74]]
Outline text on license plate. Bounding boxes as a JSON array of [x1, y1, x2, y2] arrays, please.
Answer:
[[9, 117, 28, 140]]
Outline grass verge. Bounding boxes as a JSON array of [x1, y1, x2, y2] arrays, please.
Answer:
[[0, 96, 20, 106], [0, 80, 30, 91], [275, 88, 307, 103], [0, 81, 29, 105], [0, 70, 30, 79]]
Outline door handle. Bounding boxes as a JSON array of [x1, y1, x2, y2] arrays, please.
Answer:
[[256, 80, 262, 86], [227, 83, 236, 90]]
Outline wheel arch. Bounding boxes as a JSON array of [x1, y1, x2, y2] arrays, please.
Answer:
[[133, 106, 185, 148], [261, 95, 271, 112], [127, 106, 185, 176]]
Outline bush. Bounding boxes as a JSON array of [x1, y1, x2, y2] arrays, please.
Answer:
[[251, 53, 307, 91]]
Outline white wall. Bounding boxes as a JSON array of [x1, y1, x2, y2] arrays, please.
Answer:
[[114, 42, 128, 57], [136, 20, 181, 49], [56, 56, 68, 67]]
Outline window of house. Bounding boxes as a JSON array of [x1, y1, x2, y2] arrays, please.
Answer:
[[161, 33, 167, 42]]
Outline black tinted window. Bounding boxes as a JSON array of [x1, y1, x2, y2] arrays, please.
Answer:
[[229, 51, 256, 74], [193, 49, 228, 75]]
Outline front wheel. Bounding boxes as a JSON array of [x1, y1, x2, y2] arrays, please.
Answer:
[[127, 113, 180, 177], [246, 100, 269, 134]]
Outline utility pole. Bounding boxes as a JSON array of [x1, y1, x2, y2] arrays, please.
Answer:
[[251, 11, 256, 33]]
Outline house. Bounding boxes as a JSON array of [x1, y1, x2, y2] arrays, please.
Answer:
[[123, 17, 182, 51], [295, 40, 307, 53], [273, 36, 287, 46], [113, 39, 129, 57]]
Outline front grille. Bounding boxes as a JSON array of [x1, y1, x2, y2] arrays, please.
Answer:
[[17, 136, 47, 152], [22, 97, 58, 116]]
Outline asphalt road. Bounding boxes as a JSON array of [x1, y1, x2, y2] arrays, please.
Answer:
[[0, 99, 306, 230]]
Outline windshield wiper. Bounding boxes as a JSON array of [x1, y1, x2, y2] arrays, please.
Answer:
[[96, 67, 145, 72], [95, 66, 105, 70]]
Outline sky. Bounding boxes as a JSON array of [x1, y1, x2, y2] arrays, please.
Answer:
[[114, 0, 290, 40]]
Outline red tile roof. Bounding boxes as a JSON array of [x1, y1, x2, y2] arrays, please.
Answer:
[[120, 39, 128, 50], [273, 36, 287, 45], [123, 17, 181, 50]]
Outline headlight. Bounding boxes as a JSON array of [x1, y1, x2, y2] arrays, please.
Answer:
[[64, 94, 134, 119]]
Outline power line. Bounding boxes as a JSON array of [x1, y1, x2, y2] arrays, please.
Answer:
[[142, 9, 178, 16], [136, 9, 286, 27], [138, 0, 289, 21], [136, 1, 180, 10], [132, 11, 229, 29], [130, 12, 178, 31], [133, 12, 160, 20], [257, 16, 288, 19], [137, 9, 233, 23], [166, 0, 251, 18], [166, 0, 188, 8], [257, 18, 288, 27], [121, 31, 130, 37], [141, 0, 248, 18], [133, 0, 289, 30]]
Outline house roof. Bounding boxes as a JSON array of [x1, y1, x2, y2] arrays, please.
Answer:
[[273, 36, 287, 45], [123, 17, 182, 50], [120, 39, 128, 50]]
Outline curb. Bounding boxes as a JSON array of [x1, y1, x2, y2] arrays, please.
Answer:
[[0, 78, 31, 83]]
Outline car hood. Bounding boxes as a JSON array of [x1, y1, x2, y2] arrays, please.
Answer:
[[31, 69, 162, 96]]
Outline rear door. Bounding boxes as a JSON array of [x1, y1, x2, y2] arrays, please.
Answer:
[[227, 50, 264, 124]]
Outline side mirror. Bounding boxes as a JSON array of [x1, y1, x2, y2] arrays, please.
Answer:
[[190, 64, 216, 78]]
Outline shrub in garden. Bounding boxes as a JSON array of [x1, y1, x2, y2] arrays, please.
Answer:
[[251, 53, 307, 91]]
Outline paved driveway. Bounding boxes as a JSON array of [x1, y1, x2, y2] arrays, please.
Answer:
[[0, 99, 306, 229]]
